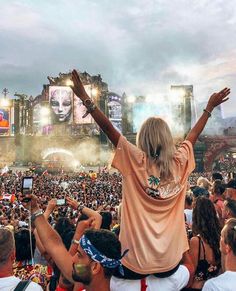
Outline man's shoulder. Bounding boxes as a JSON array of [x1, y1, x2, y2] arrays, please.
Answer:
[[15, 280, 43, 291], [203, 271, 236, 291], [0, 276, 42, 291], [25, 281, 43, 290], [203, 276, 220, 290]]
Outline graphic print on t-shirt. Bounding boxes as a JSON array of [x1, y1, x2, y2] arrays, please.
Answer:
[[146, 175, 161, 198], [146, 175, 182, 199]]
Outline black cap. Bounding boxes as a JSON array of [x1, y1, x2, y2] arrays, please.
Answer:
[[192, 186, 209, 198], [212, 172, 223, 181]]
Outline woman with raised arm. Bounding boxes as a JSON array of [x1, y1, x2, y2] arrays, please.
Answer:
[[71, 69, 230, 290]]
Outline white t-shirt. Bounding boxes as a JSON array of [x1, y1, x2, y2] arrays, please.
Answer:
[[18, 221, 28, 227], [111, 265, 190, 291], [0, 276, 43, 291], [184, 209, 193, 225], [202, 271, 236, 291]]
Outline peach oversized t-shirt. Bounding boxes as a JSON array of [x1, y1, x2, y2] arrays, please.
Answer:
[[112, 135, 195, 274]]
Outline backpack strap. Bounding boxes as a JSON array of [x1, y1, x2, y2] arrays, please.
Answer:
[[14, 280, 31, 291]]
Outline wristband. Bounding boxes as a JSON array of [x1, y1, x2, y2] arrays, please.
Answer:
[[82, 99, 97, 118], [72, 239, 80, 245], [31, 209, 43, 224], [203, 109, 212, 117]]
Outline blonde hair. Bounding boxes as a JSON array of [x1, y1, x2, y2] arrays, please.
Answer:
[[136, 117, 175, 180], [197, 177, 212, 190]]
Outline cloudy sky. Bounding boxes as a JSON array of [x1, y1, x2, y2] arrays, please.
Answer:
[[0, 0, 236, 117]]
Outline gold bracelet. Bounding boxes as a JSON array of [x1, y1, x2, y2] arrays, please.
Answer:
[[203, 109, 212, 117]]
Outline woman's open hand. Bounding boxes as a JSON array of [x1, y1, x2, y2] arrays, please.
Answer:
[[71, 69, 88, 101], [207, 87, 230, 110]]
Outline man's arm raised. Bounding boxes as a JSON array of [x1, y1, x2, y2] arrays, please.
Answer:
[[24, 195, 74, 282]]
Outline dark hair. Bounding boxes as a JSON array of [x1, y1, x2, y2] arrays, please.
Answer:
[[227, 179, 236, 190], [112, 225, 120, 237], [84, 229, 122, 278], [77, 213, 89, 222], [192, 186, 209, 198], [14, 228, 36, 261], [225, 199, 236, 218], [100, 211, 112, 230], [54, 217, 75, 238], [75, 213, 89, 230], [212, 172, 223, 181], [224, 218, 236, 256], [185, 193, 193, 206], [192, 196, 221, 263], [62, 230, 75, 250], [213, 179, 226, 196]]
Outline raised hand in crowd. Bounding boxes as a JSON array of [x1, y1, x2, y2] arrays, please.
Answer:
[[66, 196, 79, 210], [58, 217, 96, 290], [22, 194, 80, 282], [66, 196, 102, 229], [206, 87, 230, 110], [33, 198, 57, 262], [70, 70, 88, 102], [71, 69, 120, 147], [21, 194, 122, 291], [186, 87, 230, 145], [44, 198, 57, 219]]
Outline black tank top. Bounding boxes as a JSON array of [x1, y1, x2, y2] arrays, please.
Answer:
[[194, 236, 220, 281]]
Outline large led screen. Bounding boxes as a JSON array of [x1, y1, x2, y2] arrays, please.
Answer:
[[49, 85, 95, 125], [0, 108, 10, 135], [108, 93, 122, 133], [49, 86, 73, 124], [73, 85, 94, 124]]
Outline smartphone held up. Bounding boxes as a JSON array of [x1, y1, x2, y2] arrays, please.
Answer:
[[57, 198, 66, 206], [21, 177, 33, 202]]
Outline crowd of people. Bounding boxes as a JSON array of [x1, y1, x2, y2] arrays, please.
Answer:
[[0, 169, 236, 290], [0, 70, 235, 291], [216, 154, 236, 173], [0, 170, 121, 229]]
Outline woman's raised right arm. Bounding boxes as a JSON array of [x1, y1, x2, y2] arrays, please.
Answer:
[[71, 69, 121, 147]]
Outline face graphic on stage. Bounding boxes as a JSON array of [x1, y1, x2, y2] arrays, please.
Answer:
[[50, 88, 72, 122]]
